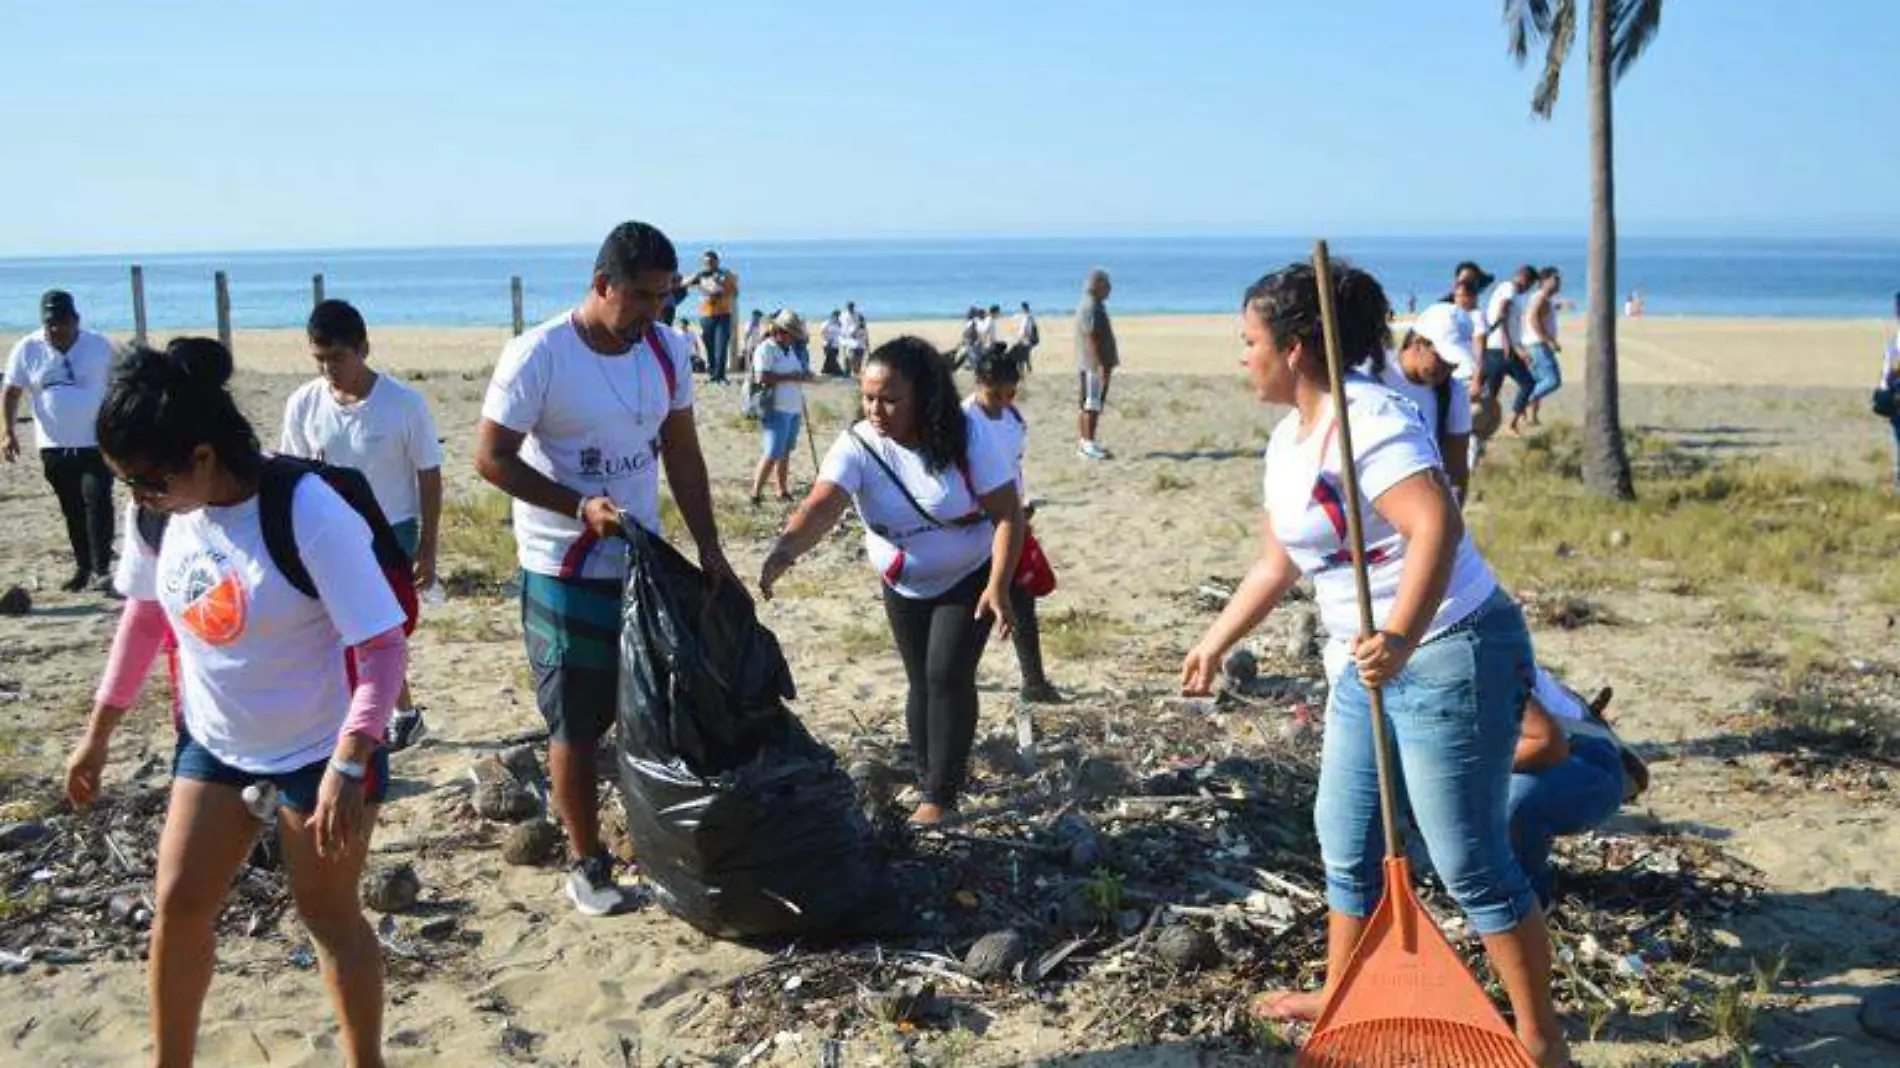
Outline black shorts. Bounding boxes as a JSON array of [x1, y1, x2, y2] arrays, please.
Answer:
[[521, 572, 622, 745]]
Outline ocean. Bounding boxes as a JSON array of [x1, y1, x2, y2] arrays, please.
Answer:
[[1, 235, 1895, 334]]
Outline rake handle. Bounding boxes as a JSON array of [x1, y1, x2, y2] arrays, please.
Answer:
[[1311, 241, 1405, 864]]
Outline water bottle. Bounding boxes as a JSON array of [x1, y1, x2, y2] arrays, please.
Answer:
[[241, 782, 278, 822]]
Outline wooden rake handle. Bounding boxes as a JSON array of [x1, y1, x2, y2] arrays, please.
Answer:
[[1311, 241, 1405, 864]]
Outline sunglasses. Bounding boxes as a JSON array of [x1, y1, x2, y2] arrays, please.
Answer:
[[116, 469, 176, 495]]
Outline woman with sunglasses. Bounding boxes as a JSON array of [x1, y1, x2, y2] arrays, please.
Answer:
[[65, 338, 405, 1067]]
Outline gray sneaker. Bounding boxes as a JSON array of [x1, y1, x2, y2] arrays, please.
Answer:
[[565, 852, 628, 917], [387, 708, 428, 752]]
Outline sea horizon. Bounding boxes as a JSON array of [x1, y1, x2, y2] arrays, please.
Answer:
[[3, 233, 1896, 333]]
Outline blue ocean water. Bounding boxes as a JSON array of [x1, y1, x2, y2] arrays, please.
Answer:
[[1, 235, 1895, 333]]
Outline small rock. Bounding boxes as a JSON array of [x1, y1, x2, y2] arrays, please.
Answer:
[[501, 819, 562, 867], [1222, 647, 1258, 684], [362, 862, 422, 914], [1069, 756, 1131, 800], [1052, 811, 1108, 870], [1608, 529, 1630, 550], [474, 778, 539, 822], [0, 821, 52, 850], [0, 586, 29, 616], [417, 916, 459, 942], [1285, 609, 1319, 662], [862, 978, 936, 1024], [1045, 886, 1102, 935], [1153, 925, 1221, 972], [963, 929, 1029, 980], [500, 745, 542, 784], [1116, 909, 1146, 935]]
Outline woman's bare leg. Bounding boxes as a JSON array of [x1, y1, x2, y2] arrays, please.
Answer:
[[279, 805, 385, 1068], [150, 780, 259, 1067]]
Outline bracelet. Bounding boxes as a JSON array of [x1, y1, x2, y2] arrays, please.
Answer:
[[574, 495, 594, 522], [329, 756, 367, 781]]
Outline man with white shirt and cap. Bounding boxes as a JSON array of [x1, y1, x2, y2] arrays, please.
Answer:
[[1410, 276, 1484, 390], [3, 290, 119, 594]]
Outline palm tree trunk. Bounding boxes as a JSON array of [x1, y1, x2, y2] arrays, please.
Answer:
[[1584, 0, 1635, 499]]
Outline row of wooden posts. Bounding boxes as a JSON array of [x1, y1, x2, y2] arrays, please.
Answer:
[[125, 266, 530, 350]]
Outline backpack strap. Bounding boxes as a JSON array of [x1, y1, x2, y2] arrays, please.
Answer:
[[646, 326, 677, 401], [849, 429, 985, 531], [258, 457, 319, 599], [136, 507, 169, 554]]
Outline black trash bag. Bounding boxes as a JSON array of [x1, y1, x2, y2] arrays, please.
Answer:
[[614, 525, 898, 941]]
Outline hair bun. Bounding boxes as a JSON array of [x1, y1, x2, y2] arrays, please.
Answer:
[[162, 337, 234, 389]]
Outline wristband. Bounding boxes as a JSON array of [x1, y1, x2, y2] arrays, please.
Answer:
[[330, 757, 367, 781]]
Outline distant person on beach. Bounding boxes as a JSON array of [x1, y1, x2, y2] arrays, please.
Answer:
[[965, 351, 1061, 704], [1181, 262, 1568, 1066], [1412, 276, 1485, 388], [1014, 302, 1040, 371], [957, 307, 982, 370], [759, 337, 1024, 826], [3, 290, 118, 595], [279, 299, 443, 752], [1480, 265, 1537, 406], [841, 301, 869, 376], [740, 308, 765, 374], [1509, 668, 1647, 907], [1074, 269, 1119, 460], [476, 221, 740, 916], [69, 338, 406, 1067], [685, 250, 739, 384], [1623, 290, 1645, 318], [980, 304, 1005, 358], [1881, 291, 1900, 491], [749, 310, 813, 505], [821, 310, 845, 376], [1510, 267, 1564, 434]]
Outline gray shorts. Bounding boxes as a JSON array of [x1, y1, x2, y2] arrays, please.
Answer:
[[1078, 369, 1110, 413]]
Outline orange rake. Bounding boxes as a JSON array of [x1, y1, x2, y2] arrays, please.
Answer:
[[1294, 242, 1536, 1068]]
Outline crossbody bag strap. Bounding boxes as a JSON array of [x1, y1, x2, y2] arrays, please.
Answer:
[[850, 429, 985, 531]]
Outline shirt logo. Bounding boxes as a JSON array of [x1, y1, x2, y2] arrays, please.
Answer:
[[579, 447, 603, 479], [166, 550, 248, 646]]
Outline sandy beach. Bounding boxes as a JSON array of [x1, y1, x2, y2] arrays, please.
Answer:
[[2, 312, 1897, 1066]]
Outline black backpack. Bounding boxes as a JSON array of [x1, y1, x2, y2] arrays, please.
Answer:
[[137, 456, 420, 634]]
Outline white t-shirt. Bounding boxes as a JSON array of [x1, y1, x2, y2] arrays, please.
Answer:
[[822, 319, 843, 346], [279, 374, 444, 525], [2, 329, 114, 449], [1484, 282, 1520, 352], [1015, 312, 1038, 346], [115, 478, 405, 774], [1523, 290, 1556, 345], [976, 315, 997, 349], [1264, 376, 1497, 672], [840, 311, 865, 351], [962, 396, 1028, 496], [1411, 302, 1478, 380], [1881, 327, 1900, 387], [1531, 667, 1587, 724], [1377, 362, 1472, 444], [756, 339, 805, 413], [481, 312, 694, 580], [818, 413, 1013, 599]]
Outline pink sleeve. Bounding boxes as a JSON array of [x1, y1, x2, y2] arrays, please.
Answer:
[[95, 599, 172, 709], [342, 625, 407, 743]]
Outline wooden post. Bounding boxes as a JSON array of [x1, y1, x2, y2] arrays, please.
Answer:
[[214, 271, 232, 354], [312, 273, 326, 307], [130, 265, 148, 346], [510, 275, 525, 336]]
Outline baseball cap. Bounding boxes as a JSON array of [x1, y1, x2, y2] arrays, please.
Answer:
[[40, 290, 77, 324]]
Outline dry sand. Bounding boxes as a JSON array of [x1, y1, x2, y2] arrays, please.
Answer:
[[1, 314, 1896, 1066]]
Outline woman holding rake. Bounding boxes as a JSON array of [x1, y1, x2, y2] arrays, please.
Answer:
[[1181, 262, 1569, 1066]]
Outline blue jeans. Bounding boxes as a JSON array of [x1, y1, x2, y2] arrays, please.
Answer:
[[760, 408, 802, 460], [1481, 348, 1534, 403], [1513, 343, 1562, 414], [703, 314, 733, 383], [1316, 588, 1538, 935], [1507, 734, 1625, 907]]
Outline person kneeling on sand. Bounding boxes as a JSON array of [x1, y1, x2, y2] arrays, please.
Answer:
[[68, 339, 406, 1067], [1374, 329, 1471, 501], [1510, 669, 1649, 908], [760, 337, 1024, 827]]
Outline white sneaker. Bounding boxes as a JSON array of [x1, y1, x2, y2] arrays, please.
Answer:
[[1077, 440, 1110, 461], [565, 852, 630, 917]]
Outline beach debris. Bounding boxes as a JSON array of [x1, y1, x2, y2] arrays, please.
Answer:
[[473, 777, 539, 823], [0, 587, 29, 617], [1522, 590, 1611, 630], [598, 803, 637, 863], [500, 819, 562, 867], [963, 928, 1029, 980], [0, 822, 52, 851], [1154, 924, 1221, 972], [362, 862, 421, 914], [861, 977, 937, 1024], [1051, 811, 1108, 870], [1222, 648, 1259, 685], [1608, 528, 1631, 550]]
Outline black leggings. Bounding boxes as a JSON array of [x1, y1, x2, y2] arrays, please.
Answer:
[[1008, 582, 1048, 686], [884, 563, 995, 807], [41, 448, 114, 575]]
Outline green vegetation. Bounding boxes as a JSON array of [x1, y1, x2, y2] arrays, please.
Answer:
[[1039, 606, 1123, 661]]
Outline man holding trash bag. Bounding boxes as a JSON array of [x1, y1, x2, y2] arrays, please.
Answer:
[[476, 221, 742, 917]]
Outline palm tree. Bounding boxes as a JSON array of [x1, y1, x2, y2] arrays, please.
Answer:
[[1505, 0, 1663, 500]]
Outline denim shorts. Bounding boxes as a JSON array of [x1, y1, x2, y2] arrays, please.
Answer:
[[1315, 586, 1538, 934], [389, 518, 420, 560], [173, 731, 389, 814], [760, 409, 802, 460]]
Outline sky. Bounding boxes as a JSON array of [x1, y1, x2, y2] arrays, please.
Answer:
[[1, 0, 1895, 256]]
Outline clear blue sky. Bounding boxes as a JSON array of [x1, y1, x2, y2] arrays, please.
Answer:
[[2, 0, 1894, 255]]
